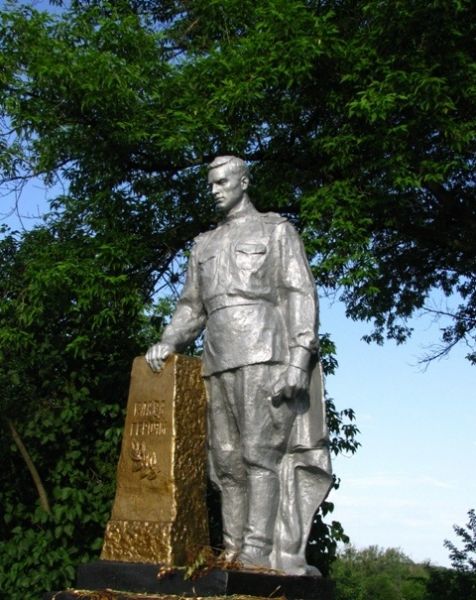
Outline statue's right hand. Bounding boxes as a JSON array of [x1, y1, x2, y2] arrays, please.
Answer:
[[145, 342, 173, 372]]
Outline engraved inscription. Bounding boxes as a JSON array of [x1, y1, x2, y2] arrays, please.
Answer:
[[130, 421, 167, 436], [129, 398, 166, 479], [130, 398, 167, 437], [134, 400, 165, 419]]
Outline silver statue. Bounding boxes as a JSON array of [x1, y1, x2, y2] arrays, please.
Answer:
[[146, 156, 332, 575]]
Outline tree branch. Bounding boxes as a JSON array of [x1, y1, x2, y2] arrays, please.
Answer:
[[7, 419, 51, 514]]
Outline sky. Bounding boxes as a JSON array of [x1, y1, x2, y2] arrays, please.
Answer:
[[2, 180, 475, 569], [321, 297, 476, 567]]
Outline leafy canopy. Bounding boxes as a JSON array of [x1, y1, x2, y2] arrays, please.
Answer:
[[1, 0, 475, 360]]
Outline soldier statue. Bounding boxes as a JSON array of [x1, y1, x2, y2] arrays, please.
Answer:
[[146, 156, 332, 575]]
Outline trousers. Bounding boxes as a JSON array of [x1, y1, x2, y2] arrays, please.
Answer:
[[205, 363, 296, 556]]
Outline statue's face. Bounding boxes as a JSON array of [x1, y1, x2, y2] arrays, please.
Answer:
[[208, 164, 248, 213]]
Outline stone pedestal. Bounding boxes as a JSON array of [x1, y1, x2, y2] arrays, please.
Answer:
[[75, 562, 334, 598], [101, 354, 209, 565]]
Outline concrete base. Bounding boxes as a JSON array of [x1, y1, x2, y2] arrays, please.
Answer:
[[43, 560, 335, 599]]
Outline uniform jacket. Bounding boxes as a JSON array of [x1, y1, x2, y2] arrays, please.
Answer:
[[161, 204, 318, 376]]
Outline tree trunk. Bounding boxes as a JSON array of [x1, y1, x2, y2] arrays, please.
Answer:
[[7, 418, 51, 514]]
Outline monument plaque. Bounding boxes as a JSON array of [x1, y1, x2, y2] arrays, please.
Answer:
[[101, 354, 209, 565]]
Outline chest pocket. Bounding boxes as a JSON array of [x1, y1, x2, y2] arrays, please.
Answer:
[[235, 242, 267, 272]]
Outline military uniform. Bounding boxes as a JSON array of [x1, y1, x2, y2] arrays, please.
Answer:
[[161, 203, 332, 572]]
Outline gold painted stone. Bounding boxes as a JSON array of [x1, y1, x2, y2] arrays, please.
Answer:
[[101, 354, 209, 565]]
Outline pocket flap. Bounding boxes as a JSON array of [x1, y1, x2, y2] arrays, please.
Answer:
[[236, 242, 266, 255]]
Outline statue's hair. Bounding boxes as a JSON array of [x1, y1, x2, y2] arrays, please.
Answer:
[[208, 155, 249, 179]]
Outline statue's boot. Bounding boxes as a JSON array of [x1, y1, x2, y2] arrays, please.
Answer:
[[239, 471, 279, 569], [220, 483, 247, 561]]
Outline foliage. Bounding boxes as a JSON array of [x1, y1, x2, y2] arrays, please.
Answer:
[[444, 509, 476, 573], [0, 225, 150, 598], [0, 0, 474, 361], [331, 540, 476, 600], [307, 497, 350, 578], [331, 545, 429, 600], [425, 565, 476, 600]]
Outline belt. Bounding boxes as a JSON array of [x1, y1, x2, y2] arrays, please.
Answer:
[[206, 295, 274, 315]]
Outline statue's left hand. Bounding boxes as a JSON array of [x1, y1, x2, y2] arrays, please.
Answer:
[[272, 365, 309, 405]]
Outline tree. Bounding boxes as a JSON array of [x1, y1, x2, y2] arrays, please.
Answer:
[[425, 566, 476, 600], [1, 0, 474, 361], [331, 545, 429, 600], [445, 509, 476, 573], [424, 510, 476, 600], [0, 224, 151, 596]]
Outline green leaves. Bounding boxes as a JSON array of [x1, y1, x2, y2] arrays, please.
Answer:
[[445, 509, 476, 573], [0, 224, 143, 598], [332, 546, 430, 600]]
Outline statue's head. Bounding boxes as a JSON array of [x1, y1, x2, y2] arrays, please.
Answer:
[[208, 155, 250, 213], [208, 155, 250, 179]]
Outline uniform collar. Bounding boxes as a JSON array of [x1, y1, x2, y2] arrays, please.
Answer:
[[223, 202, 259, 222]]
